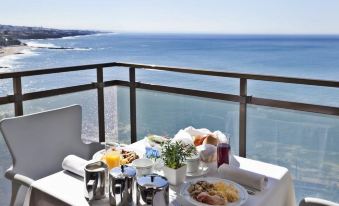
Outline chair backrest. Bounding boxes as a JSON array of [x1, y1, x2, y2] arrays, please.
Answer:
[[0, 105, 102, 180]]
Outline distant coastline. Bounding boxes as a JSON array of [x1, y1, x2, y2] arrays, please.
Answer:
[[0, 24, 101, 65], [0, 24, 98, 43]]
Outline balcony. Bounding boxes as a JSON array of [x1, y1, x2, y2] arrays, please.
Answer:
[[0, 62, 338, 205]]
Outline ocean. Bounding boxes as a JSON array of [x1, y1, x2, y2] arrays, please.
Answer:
[[0, 33, 339, 204]]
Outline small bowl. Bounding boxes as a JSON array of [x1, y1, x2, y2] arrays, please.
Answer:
[[132, 158, 154, 176], [186, 155, 200, 173]]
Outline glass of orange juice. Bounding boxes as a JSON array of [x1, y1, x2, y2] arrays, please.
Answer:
[[105, 150, 121, 170]]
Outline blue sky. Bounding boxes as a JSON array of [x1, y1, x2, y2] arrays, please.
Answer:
[[1, 0, 339, 34]]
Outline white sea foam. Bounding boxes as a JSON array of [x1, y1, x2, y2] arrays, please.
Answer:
[[61, 36, 77, 40], [0, 48, 37, 70], [61, 32, 116, 40], [73, 47, 92, 51], [25, 41, 58, 48], [24, 41, 92, 51], [92, 32, 117, 36]]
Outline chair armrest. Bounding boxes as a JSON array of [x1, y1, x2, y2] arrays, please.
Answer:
[[5, 169, 34, 187], [300, 197, 339, 206]]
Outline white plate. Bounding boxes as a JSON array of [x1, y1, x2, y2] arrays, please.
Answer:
[[92, 147, 140, 161], [180, 177, 248, 206], [92, 149, 105, 161], [186, 166, 209, 177]]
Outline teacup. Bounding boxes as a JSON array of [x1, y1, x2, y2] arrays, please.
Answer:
[[186, 155, 200, 173], [132, 158, 154, 176]]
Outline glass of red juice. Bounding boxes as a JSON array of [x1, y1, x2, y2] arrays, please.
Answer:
[[217, 143, 231, 168]]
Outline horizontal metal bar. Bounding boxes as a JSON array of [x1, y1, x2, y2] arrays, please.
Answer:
[[250, 97, 339, 116], [135, 82, 243, 102], [104, 80, 130, 87], [1, 62, 338, 88], [111, 81, 339, 116], [0, 80, 126, 105], [0, 62, 118, 79], [22, 83, 97, 101], [114, 62, 339, 88], [0, 95, 13, 105]]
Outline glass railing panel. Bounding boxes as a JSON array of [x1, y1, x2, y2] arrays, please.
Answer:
[[248, 80, 339, 107], [115, 86, 131, 144], [104, 86, 131, 144], [136, 69, 239, 95], [104, 86, 118, 143], [23, 90, 99, 142], [0, 79, 12, 96], [135, 89, 240, 154], [247, 105, 339, 203], [103, 67, 129, 82], [0, 104, 14, 206], [21, 70, 97, 93]]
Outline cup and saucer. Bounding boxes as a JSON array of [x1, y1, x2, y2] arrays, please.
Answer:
[[186, 155, 209, 177]]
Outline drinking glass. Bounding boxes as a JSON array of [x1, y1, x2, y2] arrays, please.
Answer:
[[105, 150, 121, 170], [217, 137, 231, 168]]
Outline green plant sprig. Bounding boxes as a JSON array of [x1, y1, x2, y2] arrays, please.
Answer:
[[161, 141, 196, 169]]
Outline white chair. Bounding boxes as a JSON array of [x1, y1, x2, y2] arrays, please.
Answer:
[[299, 197, 339, 206], [0, 105, 103, 206]]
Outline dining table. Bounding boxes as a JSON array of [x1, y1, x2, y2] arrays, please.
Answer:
[[23, 139, 297, 206]]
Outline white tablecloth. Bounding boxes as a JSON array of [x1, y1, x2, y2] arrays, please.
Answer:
[[24, 140, 296, 206]]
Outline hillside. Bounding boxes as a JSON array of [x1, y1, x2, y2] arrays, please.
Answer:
[[0, 24, 98, 46]]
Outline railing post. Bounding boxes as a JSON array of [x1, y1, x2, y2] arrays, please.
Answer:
[[13, 77, 23, 116], [96, 67, 105, 142], [129, 67, 137, 143], [239, 78, 247, 157]]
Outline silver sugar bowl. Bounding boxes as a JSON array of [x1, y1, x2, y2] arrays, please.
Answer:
[[109, 165, 136, 206], [136, 174, 169, 206]]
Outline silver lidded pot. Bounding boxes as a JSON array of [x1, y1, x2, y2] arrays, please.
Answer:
[[136, 174, 169, 206], [84, 161, 108, 202], [109, 165, 136, 206]]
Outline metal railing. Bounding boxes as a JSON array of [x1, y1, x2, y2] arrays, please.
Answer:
[[1, 62, 339, 157]]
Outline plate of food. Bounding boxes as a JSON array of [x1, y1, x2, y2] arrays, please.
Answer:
[[180, 177, 248, 206], [92, 147, 140, 165], [145, 135, 169, 147]]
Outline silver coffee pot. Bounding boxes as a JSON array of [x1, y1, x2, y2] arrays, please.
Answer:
[[109, 165, 136, 206], [84, 161, 108, 202], [136, 174, 169, 206]]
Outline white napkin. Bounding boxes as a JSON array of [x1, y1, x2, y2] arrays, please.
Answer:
[[184, 126, 212, 136], [177, 126, 231, 163], [62, 155, 88, 177], [172, 129, 194, 145], [183, 126, 229, 143], [218, 164, 268, 191]]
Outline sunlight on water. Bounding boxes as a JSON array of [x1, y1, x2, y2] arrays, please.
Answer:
[[104, 86, 119, 143], [21, 70, 97, 93], [116, 87, 131, 144]]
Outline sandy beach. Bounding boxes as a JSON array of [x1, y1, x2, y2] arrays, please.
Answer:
[[0, 45, 29, 58]]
